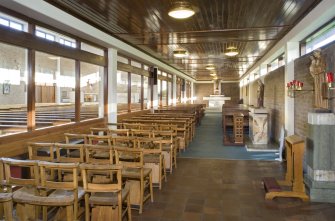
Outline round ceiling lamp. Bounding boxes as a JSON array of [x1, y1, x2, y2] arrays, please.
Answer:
[[224, 46, 239, 57], [205, 64, 216, 70], [168, 1, 195, 19], [173, 49, 188, 58]]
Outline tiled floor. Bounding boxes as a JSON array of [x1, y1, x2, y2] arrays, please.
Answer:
[[132, 158, 335, 221]]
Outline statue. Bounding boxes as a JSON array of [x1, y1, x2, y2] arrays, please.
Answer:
[[257, 79, 264, 108], [309, 49, 328, 109]]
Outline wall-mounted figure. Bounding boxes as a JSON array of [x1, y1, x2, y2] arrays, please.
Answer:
[[257, 79, 264, 108], [309, 49, 328, 109]]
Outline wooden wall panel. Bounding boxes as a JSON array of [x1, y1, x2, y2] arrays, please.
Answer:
[[0, 119, 105, 157]]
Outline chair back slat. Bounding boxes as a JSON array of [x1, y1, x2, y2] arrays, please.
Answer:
[[2, 158, 39, 187], [64, 133, 88, 144], [28, 142, 55, 162], [38, 161, 78, 191], [55, 143, 85, 163]]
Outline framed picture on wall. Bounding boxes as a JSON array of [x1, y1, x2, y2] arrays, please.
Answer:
[[3, 81, 10, 95]]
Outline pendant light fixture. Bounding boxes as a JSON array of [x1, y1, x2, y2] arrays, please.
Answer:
[[205, 64, 216, 70], [168, 1, 195, 19], [173, 48, 188, 58], [224, 46, 239, 57]]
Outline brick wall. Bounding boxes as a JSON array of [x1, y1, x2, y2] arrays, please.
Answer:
[[194, 83, 213, 106], [221, 82, 240, 104], [294, 42, 335, 138], [264, 66, 285, 142], [249, 81, 258, 107]]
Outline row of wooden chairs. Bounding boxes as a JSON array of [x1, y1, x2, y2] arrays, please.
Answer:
[[0, 146, 158, 220], [65, 129, 178, 174]]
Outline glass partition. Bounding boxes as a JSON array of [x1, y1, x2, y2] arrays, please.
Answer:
[[35, 51, 75, 128], [143, 76, 148, 109], [0, 42, 27, 136], [80, 62, 103, 120], [131, 73, 141, 110], [117, 70, 128, 113], [162, 80, 167, 106]]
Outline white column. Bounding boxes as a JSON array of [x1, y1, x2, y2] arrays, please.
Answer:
[[54, 58, 61, 104], [98, 67, 104, 118], [152, 84, 158, 110], [285, 42, 300, 136], [190, 82, 194, 103], [172, 74, 177, 106], [107, 48, 118, 125]]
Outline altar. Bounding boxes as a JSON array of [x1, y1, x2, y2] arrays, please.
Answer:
[[203, 95, 231, 110]]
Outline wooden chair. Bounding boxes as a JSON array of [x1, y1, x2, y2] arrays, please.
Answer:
[[3, 158, 84, 221], [2, 158, 40, 221], [38, 161, 85, 221], [109, 129, 130, 137], [64, 133, 88, 145], [0, 159, 13, 221], [85, 145, 114, 165], [131, 129, 153, 138], [137, 138, 166, 189], [55, 143, 85, 163], [153, 130, 178, 173], [88, 134, 113, 147], [80, 163, 131, 221], [90, 127, 110, 136], [55, 143, 85, 182], [28, 142, 55, 162], [112, 136, 136, 148], [114, 147, 153, 214]]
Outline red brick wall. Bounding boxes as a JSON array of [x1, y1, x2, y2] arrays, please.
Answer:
[[264, 66, 285, 142]]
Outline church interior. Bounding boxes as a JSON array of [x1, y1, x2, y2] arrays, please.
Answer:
[[0, 0, 334, 220]]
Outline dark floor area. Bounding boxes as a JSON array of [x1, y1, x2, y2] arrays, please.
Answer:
[[132, 159, 335, 221]]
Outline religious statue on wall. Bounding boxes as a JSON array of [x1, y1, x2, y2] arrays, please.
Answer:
[[309, 49, 328, 109], [257, 79, 264, 108]]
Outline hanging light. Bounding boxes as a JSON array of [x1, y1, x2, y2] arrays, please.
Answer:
[[168, 1, 195, 19], [205, 64, 216, 70], [224, 46, 239, 57], [173, 49, 188, 58]]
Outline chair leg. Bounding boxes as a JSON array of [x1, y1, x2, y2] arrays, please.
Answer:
[[127, 194, 132, 221], [162, 158, 167, 182], [66, 205, 73, 221], [149, 173, 153, 203], [42, 206, 48, 221], [3, 201, 13, 221], [139, 179, 143, 214], [85, 193, 90, 221]]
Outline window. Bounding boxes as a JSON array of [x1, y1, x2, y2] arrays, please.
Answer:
[[0, 13, 26, 32], [117, 70, 128, 113], [305, 20, 335, 54], [161, 80, 167, 106], [80, 62, 103, 120], [0, 42, 27, 136], [36, 30, 55, 41], [143, 76, 148, 109], [131, 73, 141, 110], [35, 51, 76, 128], [168, 81, 172, 105], [36, 26, 76, 48]]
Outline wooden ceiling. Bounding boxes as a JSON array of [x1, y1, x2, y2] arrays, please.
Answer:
[[45, 0, 321, 81]]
